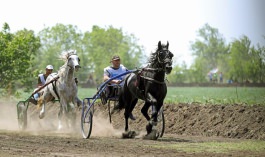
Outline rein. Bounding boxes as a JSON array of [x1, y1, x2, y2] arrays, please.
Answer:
[[135, 45, 172, 85], [31, 76, 60, 96]]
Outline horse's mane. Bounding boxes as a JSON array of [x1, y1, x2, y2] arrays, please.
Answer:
[[147, 52, 157, 64], [59, 50, 77, 61], [58, 50, 77, 77], [147, 44, 167, 64]]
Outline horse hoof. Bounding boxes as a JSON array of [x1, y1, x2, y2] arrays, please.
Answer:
[[122, 131, 138, 138], [57, 125, 63, 130], [143, 130, 158, 140], [39, 112, 45, 119], [146, 123, 152, 134]]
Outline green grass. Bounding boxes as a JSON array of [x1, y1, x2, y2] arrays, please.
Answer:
[[166, 87, 265, 105], [150, 140, 265, 154], [8, 87, 265, 105], [76, 87, 265, 105]]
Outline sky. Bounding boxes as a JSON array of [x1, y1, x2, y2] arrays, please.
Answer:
[[1, 0, 264, 67]]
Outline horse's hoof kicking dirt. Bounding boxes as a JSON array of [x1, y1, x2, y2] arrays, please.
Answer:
[[143, 130, 159, 140], [39, 112, 45, 119], [122, 131, 139, 138]]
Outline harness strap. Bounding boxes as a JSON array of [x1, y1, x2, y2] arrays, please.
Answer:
[[140, 76, 165, 84], [52, 80, 60, 100], [135, 70, 144, 87], [142, 67, 164, 72]]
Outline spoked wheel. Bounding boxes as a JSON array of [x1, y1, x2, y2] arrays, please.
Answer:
[[148, 107, 165, 138], [81, 105, 93, 139], [17, 101, 28, 130]]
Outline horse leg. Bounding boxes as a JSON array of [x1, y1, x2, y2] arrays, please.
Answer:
[[145, 104, 157, 135], [141, 102, 152, 134], [39, 88, 53, 119], [122, 98, 138, 138], [141, 102, 151, 121], [39, 94, 50, 119], [124, 98, 137, 123], [128, 99, 138, 120], [58, 99, 66, 130], [123, 112, 137, 138], [124, 99, 136, 131], [67, 101, 76, 129], [39, 102, 46, 119], [144, 105, 158, 140], [145, 93, 158, 129], [143, 93, 159, 140], [57, 103, 63, 130]]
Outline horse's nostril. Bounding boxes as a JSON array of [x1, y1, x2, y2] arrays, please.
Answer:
[[75, 65, 81, 68]]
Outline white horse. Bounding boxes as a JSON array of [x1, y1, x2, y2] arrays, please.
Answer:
[[39, 50, 81, 130]]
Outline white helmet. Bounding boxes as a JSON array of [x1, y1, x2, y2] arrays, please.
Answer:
[[46, 65, 53, 70]]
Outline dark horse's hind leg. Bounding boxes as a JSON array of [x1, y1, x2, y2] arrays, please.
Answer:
[[123, 98, 138, 138], [124, 98, 138, 131]]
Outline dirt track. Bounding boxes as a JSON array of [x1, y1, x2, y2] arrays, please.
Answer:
[[0, 101, 265, 157]]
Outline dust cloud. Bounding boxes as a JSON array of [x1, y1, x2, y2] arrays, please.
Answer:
[[0, 100, 18, 130], [0, 100, 123, 138]]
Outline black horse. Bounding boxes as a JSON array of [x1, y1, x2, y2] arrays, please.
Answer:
[[118, 41, 173, 140]]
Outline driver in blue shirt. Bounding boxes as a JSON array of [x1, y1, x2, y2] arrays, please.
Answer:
[[103, 55, 135, 120], [103, 55, 127, 85]]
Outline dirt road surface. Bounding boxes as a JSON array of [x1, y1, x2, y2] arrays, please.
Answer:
[[0, 100, 264, 157]]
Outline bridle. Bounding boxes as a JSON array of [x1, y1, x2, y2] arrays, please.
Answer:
[[137, 50, 173, 84], [157, 48, 173, 65], [66, 54, 80, 70]]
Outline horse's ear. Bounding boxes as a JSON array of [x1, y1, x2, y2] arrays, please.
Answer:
[[167, 41, 169, 49], [158, 41, 162, 50]]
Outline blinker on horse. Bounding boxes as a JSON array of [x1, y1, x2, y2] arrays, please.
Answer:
[[39, 50, 81, 130], [119, 41, 173, 140]]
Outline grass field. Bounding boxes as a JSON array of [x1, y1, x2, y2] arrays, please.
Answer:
[[12, 87, 265, 105], [77, 86, 265, 105]]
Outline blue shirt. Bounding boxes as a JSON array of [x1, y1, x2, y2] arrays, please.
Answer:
[[103, 64, 127, 85]]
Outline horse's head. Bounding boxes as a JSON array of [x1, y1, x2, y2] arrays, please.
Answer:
[[67, 50, 81, 72], [156, 41, 174, 74]]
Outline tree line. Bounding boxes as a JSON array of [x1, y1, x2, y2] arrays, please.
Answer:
[[168, 24, 265, 84], [0, 22, 264, 96]]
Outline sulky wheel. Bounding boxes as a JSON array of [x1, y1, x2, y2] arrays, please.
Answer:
[[81, 105, 93, 139]]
